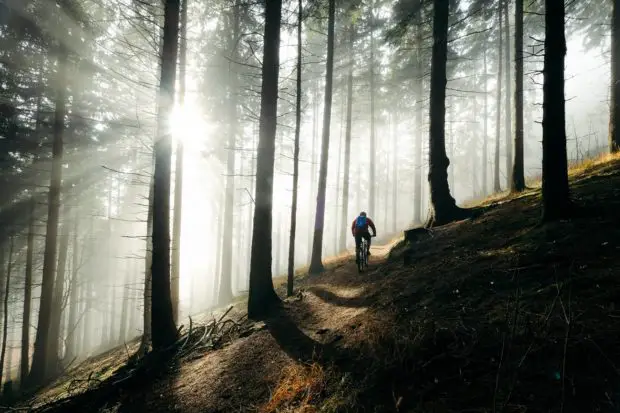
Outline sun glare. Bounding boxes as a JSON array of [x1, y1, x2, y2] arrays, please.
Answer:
[[170, 103, 212, 148]]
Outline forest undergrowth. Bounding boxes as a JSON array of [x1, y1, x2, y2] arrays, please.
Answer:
[[12, 153, 620, 413]]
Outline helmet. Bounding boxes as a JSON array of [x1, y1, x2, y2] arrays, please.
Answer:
[[359, 211, 367, 217]]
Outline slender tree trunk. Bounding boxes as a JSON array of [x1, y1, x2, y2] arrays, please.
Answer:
[[213, 190, 225, 303], [340, 26, 354, 253], [483, 47, 488, 195], [392, 112, 398, 233], [503, 0, 513, 188], [171, 0, 189, 324], [369, 0, 376, 215], [309, 0, 335, 274], [414, 25, 423, 224], [472, 94, 478, 197], [448, 97, 454, 193], [47, 206, 71, 374], [494, 3, 503, 193], [308, 81, 319, 265], [287, 0, 302, 297], [511, 0, 525, 191], [0, 239, 13, 385], [220, 2, 241, 306], [20, 199, 35, 385], [247, 0, 282, 319], [610, 0, 620, 153], [29, 45, 68, 386], [118, 264, 130, 344], [541, 0, 569, 221], [426, 0, 466, 227], [139, 170, 154, 353], [64, 214, 80, 364]]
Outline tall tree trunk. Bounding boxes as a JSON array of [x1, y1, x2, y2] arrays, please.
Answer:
[[494, 3, 502, 193], [308, 81, 319, 265], [150, 0, 181, 349], [483, 47, 488, 195], [448, 97, 454, 194], [64, 214, 80, 364], [426, 0, 465, 227], [47, 207, 71, 375], [503, 0, 512, 188], [369, 0, 376, 215], [511, 0, 525, 191], [171, 0, 189, 324], [308, 0, 335, 274], [247, 0, 282, 319], [610, 0, 620, 153], [340, 25, 354, 253], [220, 1, 241, 306], [392, 112, 398, 233], [118, 264, 130, 344], [213, 191, 225, 302], [287, 0, 302, 297], [139, 170, 154, 353], [0, 239, 13, 385], [541, 0, 569, 221], [29, 45, 68, 386], [20, 199, 35, 385], [414, 25, 423, 224]]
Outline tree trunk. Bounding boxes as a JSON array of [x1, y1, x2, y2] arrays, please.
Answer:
[[494, 3, 502, 193], [425, 0, 466, 227], [219, 1, 241, 307], [483, 47, 488, 195], [20, 199, 35, 385], [541, 0, 569, 221], [139, 169, 154, 353], [151, 0, 181, 349], [0, 239, 13, 385], [414, 25, 423, 224], [64, 214, 80, 364], [308, 0, 335, 274], [29, 45, 68, 386], [610, 0, 620, 153], [369, 0, 376, 215], [511, 0, 525, 191], [247, 0, 282, 319], [171, 0, 189, 324], [287, 0, 302, 297], [503, 0, 512, 189], [308, 81, 319, 265], [47, 207, 71, 375], [392, 112, 398, 233], [340, 25, 354, 253], [118, 264, 130, 344]]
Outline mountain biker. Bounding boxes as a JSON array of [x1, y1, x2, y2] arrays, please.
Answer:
[[351, 211, 376, 258]]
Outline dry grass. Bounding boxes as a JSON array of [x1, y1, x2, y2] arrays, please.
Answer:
[[463, 151, 620, 209], [260, 362, 326, 413]]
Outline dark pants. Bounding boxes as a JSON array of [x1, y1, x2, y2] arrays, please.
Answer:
[[354, 231, 372, 252]]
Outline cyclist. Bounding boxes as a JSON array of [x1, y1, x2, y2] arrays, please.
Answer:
[[351, 211, 376, 260]]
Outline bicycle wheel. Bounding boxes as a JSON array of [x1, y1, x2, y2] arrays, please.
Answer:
[[357, 244, 363, 272], [359, 240, 367, 272]]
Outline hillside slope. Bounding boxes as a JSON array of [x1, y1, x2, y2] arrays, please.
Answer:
[[22, 154, 620, 413]]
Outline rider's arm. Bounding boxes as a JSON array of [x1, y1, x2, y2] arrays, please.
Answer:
[[368, 218, 377, 236], [351, 220, 356, 236]]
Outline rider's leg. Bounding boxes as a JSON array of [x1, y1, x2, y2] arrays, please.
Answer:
[[354, 234, 362, 262]]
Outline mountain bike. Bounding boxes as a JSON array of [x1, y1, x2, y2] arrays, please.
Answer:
[[356, 237, 369, 273]]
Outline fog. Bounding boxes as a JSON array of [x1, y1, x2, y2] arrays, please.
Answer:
[[0, 0, 612, 387]]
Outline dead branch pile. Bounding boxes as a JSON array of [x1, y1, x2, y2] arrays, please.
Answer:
[[20, 306, 258, 413]]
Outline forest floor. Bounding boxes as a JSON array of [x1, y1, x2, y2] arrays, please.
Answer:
[[14, 153, 620, 413]]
